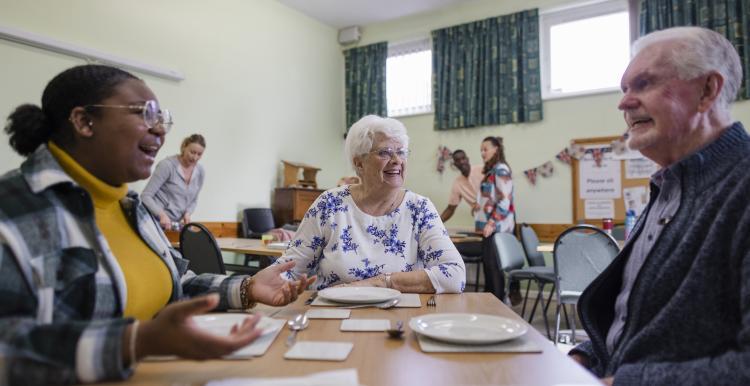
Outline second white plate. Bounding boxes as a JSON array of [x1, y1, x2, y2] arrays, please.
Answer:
[[409, 313, 527, 344], [318, 286, 401, 304]]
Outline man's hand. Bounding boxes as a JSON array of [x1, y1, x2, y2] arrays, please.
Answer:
[[136, 294, 262, 360], [251, 261, 316, 306], [159, 212, 171, 230], [181, 213, 191, 225]]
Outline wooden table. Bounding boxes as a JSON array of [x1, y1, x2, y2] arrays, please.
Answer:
[[172, 238, 285, 257], [450, 235, 483, 243], [105, 293, 600, 386], [215, 237, 284, 257]]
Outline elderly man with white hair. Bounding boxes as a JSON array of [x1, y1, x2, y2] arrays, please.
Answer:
[[273, 115, 466, 293], [569, 27, 750, 385]]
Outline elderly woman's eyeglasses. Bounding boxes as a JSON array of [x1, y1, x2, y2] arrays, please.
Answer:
[[370, 147, 410, 160], [85, 99, 173, 133]]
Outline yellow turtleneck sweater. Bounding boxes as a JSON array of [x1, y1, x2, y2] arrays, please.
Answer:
[[48, 142, 172, 320]]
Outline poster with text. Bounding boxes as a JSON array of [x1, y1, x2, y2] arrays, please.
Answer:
[[623, 186, 649, 216], [625, 158, 659, 179], [584, 199, 615, 219], [579, 151, 621, 199]]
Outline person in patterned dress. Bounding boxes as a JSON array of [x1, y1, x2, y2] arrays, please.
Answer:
[[475, 136, 519, 303], [274, 115, 466, 293]]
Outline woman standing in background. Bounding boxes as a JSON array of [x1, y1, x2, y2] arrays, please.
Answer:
[[476, 136, 518, 302], [142, 134, 206, 230]]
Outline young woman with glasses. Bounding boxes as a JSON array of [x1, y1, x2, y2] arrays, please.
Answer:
[[0, 64, 313, 385]]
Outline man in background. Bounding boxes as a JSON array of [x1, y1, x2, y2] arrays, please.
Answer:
[[570, 26, 749, 385], [440, 150, 483, 223]]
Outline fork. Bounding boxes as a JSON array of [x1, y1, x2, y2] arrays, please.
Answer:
[[427, 295, 436, 307], [304, 291, 318, 305]]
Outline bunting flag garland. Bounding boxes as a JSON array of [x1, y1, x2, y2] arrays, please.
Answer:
[[522, 143, 617, 186], [436, 145, 452, 174], [538, 161, 554, 177], [442, 139, 618, 187], [568, 143, 585, 160], [524, 168, 538, 185], [555, 148, 572, 164], [592, 148, 604, 167]]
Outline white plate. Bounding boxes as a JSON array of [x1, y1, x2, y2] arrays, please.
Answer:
[[193, 313, 278, 336], [318, 286, 401, 304], [409, 313, 527, 344]]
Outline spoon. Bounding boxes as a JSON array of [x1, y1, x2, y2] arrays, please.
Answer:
[[343, 298, 400, 309], [285, 314, 309, 347], [386, 320, 404, 339]]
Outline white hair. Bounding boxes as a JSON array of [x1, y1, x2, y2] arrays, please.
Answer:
[[632, 26, 742, 112], [344, 115, 409, 171]]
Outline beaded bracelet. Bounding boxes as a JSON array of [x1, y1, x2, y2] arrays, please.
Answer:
[[240, 277, 257, 309]]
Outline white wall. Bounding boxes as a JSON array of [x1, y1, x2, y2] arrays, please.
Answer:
[[0, 0, 348, 221], [355, 0, 750, 228]]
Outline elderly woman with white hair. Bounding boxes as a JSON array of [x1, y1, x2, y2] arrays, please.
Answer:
[[273, 115, 466, 293]]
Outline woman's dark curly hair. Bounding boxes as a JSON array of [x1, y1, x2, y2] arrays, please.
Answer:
[[4, 64, 139, 156]]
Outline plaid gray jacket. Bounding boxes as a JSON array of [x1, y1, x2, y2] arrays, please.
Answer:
[[0, 145, 246, 385]]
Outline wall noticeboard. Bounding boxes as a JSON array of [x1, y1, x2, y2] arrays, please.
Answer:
[[571, 136, 656, 224]]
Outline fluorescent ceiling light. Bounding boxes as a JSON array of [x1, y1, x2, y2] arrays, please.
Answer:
[[0, 24, 184, 82]]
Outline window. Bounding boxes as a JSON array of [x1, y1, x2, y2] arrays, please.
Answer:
[[540, 0, 631, 99], [386, 38, 432, 117]]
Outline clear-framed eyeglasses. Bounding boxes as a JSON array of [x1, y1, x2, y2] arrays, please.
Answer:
[[370, 147, 410, 160], [85, 99, 173, 133]]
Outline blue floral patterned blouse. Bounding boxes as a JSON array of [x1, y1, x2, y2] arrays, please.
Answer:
[[273, 186, 466, 293]]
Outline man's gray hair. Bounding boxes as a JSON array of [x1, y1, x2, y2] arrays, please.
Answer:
[[345, 115, 409, 171], [632, 26, 742, 111]]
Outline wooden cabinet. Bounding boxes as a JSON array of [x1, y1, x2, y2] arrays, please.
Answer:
[[273, 188, 324, 225]]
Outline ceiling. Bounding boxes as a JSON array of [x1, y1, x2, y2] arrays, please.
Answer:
[[277, 0, 476, 29]]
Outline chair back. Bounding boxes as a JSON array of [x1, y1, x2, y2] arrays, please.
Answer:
[[492, 232, 526, 272], [180, 222, 225, 275], [519, 223, 546, 267], [553, 224, 619, 295], [242, 208, 275, 238]]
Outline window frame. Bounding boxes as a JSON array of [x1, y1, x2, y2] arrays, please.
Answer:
[[540, 0, 630, 100], [386, 37, 433, 118]]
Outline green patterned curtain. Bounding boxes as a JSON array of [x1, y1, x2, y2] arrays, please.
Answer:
[[344, 42, 388, 131], [640, 0, 750, 101], [432, 9, 542, 130]]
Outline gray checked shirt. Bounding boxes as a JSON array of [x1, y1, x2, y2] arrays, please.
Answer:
[[606, 165, 682, 353]]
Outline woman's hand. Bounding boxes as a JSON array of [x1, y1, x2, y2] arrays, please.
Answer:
[[482, 222, 495, 238], [136, 294, 262, 360], [251, 261, 316, 306], [181, 214, 191, 225], [158, 212, 171, 230]]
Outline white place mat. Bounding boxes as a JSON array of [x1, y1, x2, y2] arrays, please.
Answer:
[[226, 318, 285, 358], [206, 368, 359, 386], [311, 292, 421, 308], [340, 319, 390, 331], [305, 309, 351, 319], [415, 332, 542, 353], [143, 318, 285, 361], [284, 341, 354, 361]]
